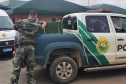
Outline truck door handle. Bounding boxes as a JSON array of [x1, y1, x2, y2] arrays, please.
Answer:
[[87, 38, 95, 41], [117, 38, 124, 41]]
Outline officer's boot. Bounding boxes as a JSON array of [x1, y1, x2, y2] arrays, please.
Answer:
[[11, 81, 18, 84], [27, 79, 36, 84], [11, 76, 19, 84]]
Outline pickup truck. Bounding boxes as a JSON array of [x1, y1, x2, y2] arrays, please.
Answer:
[[15, 12, 126, 84]]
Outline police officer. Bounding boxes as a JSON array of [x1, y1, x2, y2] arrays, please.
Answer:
[[11, 10, 46, 84]]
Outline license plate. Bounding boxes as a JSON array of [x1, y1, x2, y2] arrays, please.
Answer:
[[3, 48, 12, 52]]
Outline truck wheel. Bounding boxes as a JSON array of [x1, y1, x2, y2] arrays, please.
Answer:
[[49, 55, 78, 84]]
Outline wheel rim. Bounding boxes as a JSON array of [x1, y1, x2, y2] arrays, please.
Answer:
[[56, 62, 73, 79]]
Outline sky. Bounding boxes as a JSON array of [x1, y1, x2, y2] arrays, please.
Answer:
[[0, 0, 126, 9], [65, 0, 126, 9]]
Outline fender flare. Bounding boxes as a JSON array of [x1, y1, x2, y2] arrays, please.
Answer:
[[41, 42, 86, 67]]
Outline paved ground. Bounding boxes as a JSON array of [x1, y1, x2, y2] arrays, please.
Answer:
[[1, 55, 126, 84]]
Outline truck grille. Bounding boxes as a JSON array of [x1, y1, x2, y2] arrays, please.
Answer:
[[0, 40, 14, 47]]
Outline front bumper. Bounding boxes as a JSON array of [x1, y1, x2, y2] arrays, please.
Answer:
[[0, 40, 14, 55]]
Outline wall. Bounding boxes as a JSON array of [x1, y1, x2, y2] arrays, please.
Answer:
[[9, 14, 63, 23]]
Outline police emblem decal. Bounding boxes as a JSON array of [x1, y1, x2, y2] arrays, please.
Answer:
[[2, 33, 6, 37], [96, 36, 109, 55]]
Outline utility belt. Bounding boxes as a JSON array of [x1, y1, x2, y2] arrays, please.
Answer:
[[15, 42, 36, 48], [22, 33, 36, 39], [21, 42, 36, 45]]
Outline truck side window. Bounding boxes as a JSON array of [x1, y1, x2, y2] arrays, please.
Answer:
[[111, 16, 126, 33], [63, 16, 77, 30], [86, 16, 110, 33]]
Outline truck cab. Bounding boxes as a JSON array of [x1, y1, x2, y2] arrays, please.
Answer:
[[63, 13, 126, 65]]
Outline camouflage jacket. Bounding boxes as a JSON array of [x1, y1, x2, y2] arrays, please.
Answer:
[[14, 17, 44, 43]]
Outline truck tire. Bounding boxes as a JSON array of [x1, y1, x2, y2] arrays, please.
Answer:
[[49, 55, 78, 84]]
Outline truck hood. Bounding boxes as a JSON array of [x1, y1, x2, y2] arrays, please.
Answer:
[[0, 30, 17, 40]]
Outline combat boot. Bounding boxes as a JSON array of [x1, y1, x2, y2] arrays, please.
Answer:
[[27, 79, 36, 84], [11, 82, 18, 84]]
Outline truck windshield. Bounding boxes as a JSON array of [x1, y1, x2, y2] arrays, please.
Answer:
[[63, 16, 77, 30], [0, 16, 13, 30]]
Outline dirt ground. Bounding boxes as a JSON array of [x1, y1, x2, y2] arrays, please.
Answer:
[[0, 55, 126, 84]]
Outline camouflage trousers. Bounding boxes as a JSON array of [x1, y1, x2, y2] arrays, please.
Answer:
[[11, 45, 36, 84]]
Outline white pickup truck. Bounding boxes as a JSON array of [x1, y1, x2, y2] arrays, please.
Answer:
[[14, 12, 126, 84], [58, 12, 126, 83]]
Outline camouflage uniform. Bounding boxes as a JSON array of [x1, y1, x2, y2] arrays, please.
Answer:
[[11, 18, 43, 84]]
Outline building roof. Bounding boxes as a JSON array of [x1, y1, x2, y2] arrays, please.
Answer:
[[0, 4, 10, 10], [88, 4, 126, 15], [1, 1, 126, 15], [6, 0, 88, 15]]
